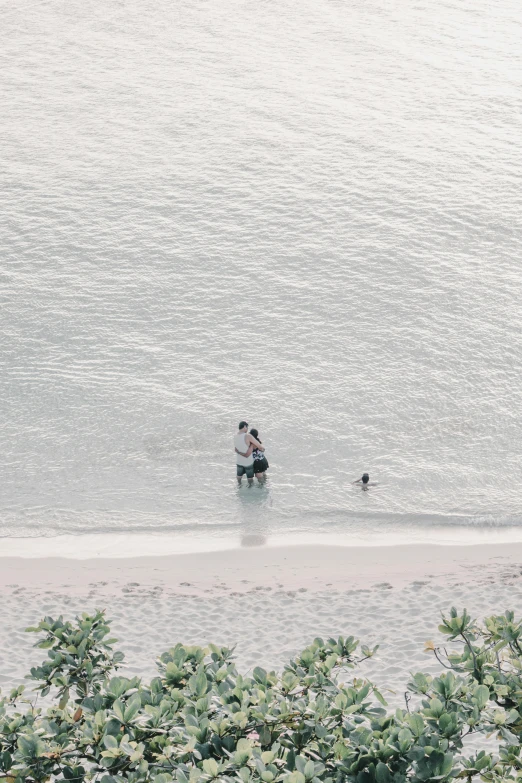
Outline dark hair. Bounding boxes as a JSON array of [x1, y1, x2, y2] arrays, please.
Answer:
[[250, 428, 261, 443], [238, 421, 248, 430], [362, 473, 369, 483]]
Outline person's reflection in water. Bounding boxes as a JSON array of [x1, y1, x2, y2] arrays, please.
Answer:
[[240, 533, 267, 547], [236, 477, 271, 547]]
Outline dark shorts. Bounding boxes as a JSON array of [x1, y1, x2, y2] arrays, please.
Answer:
[[253, 456, 269, 473], [237, 463, 255, 479]]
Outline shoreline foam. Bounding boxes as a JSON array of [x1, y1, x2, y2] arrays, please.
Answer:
[[3, 524, 522, 559]]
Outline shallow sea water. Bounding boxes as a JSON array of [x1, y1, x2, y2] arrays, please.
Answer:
[[1, 0, 522, 550]]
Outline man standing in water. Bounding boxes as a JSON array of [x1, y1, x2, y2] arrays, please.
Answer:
[[234, 421, 264, 486]]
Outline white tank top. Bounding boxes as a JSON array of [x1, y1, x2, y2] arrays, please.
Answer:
[[234, 432, 254, 466]]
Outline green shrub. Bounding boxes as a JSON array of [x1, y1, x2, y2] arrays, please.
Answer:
[[1, 607, 522, 783]]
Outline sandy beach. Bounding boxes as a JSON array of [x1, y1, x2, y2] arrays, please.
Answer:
[[1, 542, 522, 703]]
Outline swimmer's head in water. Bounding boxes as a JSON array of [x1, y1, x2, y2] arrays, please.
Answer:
[[362, 473, 369, 483]]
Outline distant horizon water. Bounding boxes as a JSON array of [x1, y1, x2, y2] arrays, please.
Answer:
[[2, 0, 522, 554]]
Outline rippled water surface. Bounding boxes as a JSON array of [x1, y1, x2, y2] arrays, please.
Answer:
[[1, 0, 522, 548]]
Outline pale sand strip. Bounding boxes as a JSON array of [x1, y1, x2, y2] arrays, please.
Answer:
[[1, 542, 522, 593], [0, 543, 521, 703]]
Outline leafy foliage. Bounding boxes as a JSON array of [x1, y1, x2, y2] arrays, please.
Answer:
[[2, 608, 522, 782]]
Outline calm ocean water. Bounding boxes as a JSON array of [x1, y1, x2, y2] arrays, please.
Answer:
[[1, 0, 522, 552]]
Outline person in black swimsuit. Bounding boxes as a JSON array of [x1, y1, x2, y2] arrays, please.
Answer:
[[249, 428, 269, 482]]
